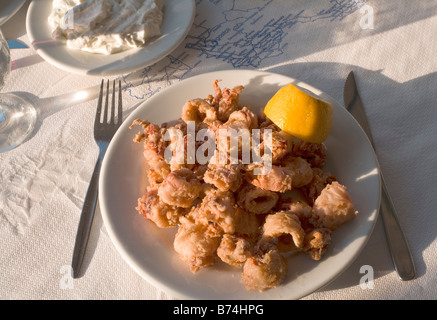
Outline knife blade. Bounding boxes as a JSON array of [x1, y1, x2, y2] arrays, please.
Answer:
[[7, 40, 28, 49], [344, 71, 416, 281]]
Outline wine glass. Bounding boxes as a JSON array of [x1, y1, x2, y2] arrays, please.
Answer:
[[0, 28, 36, 153]]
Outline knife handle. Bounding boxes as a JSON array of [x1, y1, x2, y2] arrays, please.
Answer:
[[379, 173, 416, 280]]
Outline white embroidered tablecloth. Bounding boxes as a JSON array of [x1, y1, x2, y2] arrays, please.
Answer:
[[1, 0, 436, 300]]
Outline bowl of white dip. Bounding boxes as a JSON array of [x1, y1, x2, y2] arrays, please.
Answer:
[[26, 0, 195, 76]]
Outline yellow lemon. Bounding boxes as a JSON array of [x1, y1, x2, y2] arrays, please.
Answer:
[[264, 83, 333, 143]]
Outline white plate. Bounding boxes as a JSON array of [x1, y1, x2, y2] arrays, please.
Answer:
[[0, 0, 27, 26], [99, 70, 381, 299], [25, 0, 195, 76]]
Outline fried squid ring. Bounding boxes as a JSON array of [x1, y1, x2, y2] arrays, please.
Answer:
[[245, 164, 292, 193], [303, 228, 332, 261], [263, 211, 305, 251], [136, 189, 187, 228], [217, 234, 253, 267], [281, 156, 314, 188], [203, 163, 244, 192], [181, 98, 217, 125], [173, 216, 221, 273], [157, 168, 203, 208], [193, 189, 259, 236], [310, 181, 358, 230], [241, 248, 288, 292], [237, 184, 279, 214]]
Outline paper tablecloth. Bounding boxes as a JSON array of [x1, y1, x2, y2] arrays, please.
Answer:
[[1, 0, 436, 300]]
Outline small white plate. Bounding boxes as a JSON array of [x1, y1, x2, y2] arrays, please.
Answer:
[[0, 0, 27, 26], [99, 70, 381, 299], [25, 0, 195, 76]]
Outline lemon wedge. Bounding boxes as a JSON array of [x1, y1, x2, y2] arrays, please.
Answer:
[[264, 83, 333, 143]]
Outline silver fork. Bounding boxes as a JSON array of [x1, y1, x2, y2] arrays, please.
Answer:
[[71, 80, 123, 278]]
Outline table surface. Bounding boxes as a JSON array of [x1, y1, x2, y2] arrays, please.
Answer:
[[1, 0, 436, 300]]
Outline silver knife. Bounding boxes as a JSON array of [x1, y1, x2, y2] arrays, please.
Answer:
[[344, 71, 415, 281]]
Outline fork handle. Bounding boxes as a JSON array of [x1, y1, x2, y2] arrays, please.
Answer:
[[71, 156, 102, 278]]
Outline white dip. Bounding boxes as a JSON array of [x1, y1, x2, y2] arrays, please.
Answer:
[[48, 0, 164, 55]]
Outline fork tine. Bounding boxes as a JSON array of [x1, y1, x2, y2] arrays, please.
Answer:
[[95, 80, 104, 125], [102, 80, 110, 123], [110, 80, 116, 124], [117, 80, 122, 125]]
